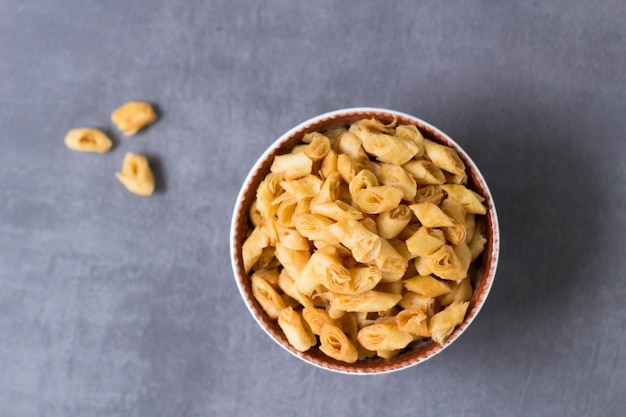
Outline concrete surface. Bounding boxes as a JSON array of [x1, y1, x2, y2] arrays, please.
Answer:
[[1, 1, 625, 416]]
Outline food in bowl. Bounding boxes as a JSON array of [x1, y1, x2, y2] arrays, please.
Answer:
[[240, 116, 489, 365]]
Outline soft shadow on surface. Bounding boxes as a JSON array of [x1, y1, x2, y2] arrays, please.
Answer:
[[406, 87, 605, 340], [394, 89, 609, 417], [145, 154, 167, 193], [150, 102, 164, 127], [490, 132, 601, 318]]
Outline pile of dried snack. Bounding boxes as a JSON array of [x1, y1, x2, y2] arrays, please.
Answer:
[[242, 118, 487, 363]]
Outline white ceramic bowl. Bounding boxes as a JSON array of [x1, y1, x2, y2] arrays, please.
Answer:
[[231, 108, 500, 374]]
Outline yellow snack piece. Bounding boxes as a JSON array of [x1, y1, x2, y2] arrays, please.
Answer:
[[111, 101, 156, 135], [64, 128, 112, 153], [115, 152, 155, 196]]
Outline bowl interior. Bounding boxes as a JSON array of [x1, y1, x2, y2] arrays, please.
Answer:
[[231, 108, 499, 374]]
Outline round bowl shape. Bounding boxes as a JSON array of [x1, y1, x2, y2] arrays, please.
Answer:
[[230, 108, 500, 374]]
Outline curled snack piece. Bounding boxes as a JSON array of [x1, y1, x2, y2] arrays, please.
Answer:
[[111, 101, 157, 135], [64, 128, 112, 153], [303, 307, 335, 335], [428, 301, 469, 344], [115, 152, 155, 196], [319, 324, 358, 363], [396, 309, 429, 336], [252, 274, 286, 319], [357, 322, 414, 351], [330, 290, 402, 313], [278, 307, 316, 352]]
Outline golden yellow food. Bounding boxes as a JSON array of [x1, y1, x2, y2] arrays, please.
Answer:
[[243, 118, 487, 362], [111, 101, 156, 135], [115, 152, 155, 196], [64, 128, 112, 153]]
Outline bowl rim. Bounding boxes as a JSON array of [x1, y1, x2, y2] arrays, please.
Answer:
[[230, 107, 500, 374]]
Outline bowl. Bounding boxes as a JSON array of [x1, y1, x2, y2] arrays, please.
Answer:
[[230, 108, 499, 374]]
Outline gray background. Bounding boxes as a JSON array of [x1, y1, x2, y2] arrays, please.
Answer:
[[1, 1, 625, 416]]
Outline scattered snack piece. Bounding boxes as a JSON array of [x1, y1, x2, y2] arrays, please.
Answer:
[[115, 152, 155, 196], [64, 128, 112, 153], [243, 118, 488, 363], [111, 101, 157, 136]]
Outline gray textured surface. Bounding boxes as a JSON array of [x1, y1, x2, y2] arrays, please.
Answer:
[[1, 1, 626, 416]]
